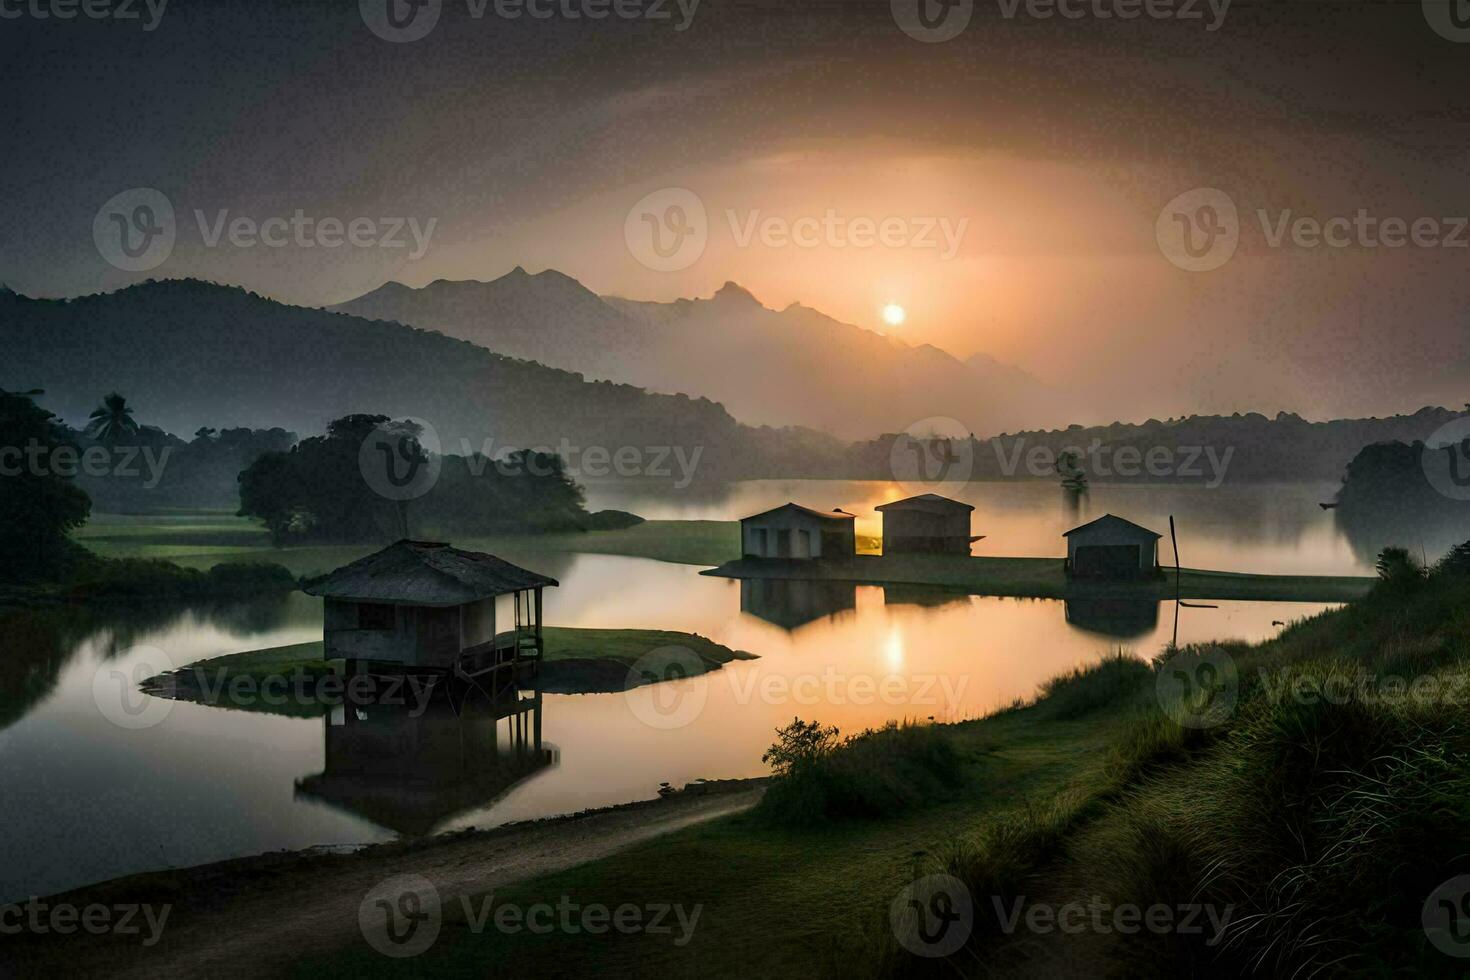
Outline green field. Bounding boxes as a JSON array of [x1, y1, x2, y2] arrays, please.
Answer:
[[73, 512, 741, 576]]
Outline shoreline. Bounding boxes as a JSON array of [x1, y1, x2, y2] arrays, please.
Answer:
[[0, 778, 767, 976], [703, 554, 1374, 603]]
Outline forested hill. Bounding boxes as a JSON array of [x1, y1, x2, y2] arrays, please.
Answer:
[[0, 280, 840, 483]]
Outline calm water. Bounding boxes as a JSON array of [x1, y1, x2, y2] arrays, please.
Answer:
[[588, 478, 1375, 575], [0, 479, 1401, 900]]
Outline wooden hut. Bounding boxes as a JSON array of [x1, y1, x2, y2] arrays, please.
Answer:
[[1063, 515, 1161, 579], [739, 503, 856, 560], [875, 493, 977, 555], [304, 539, 557, 681]]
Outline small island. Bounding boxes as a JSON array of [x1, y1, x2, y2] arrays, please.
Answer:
[[141, 627, 756, 713]]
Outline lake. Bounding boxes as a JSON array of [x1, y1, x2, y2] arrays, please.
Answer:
[[0, 479, 1389, 901]]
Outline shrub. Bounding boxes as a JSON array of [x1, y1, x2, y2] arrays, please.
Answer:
[[757, 719, 961, 825]]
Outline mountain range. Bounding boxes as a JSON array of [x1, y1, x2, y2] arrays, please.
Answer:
[[0, 280, 842, 485], [333, 268, 1057, 441]]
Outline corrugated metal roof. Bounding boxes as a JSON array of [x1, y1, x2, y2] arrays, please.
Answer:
[[875, 493, 975, 513], [1062, 514, 1162, 540], [304, 540, 558, 605], [740, 502, 857, 524]]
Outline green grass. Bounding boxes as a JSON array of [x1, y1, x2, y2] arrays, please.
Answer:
[[74, 513, 741, 575], [291, 567, 1470, 979]]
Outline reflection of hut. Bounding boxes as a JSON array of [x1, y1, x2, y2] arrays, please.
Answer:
[[294, 690, 555, 836], [740, 579, 856, 631], [1063, 515, 1161, 579], [1064, 598, 1160, 639], [875, 494, 978, 555], [739, 504, 856, 560], [304, 540, 557, 681]]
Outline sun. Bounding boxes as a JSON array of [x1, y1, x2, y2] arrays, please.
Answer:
[[882, 303, 906, 327]]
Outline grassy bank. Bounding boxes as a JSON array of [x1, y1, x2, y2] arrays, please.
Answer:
[[74, 512, 739, 574], [706, 553, 1374, 602], [140, 628, 756, 713], [291, 562, 1470, 978]]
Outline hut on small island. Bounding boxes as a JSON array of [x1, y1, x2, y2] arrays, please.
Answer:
[[304, 539, 558, 681], [875, 493, 978, 555], [1063, 515, 1162, 579], [739, 503, 856, 560]]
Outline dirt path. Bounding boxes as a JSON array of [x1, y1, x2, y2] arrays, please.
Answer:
[[2, 784, 763, 978]]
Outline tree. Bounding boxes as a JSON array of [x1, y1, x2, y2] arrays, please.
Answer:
[[0, 389, 92, 578], [86, 392, 139, 443]]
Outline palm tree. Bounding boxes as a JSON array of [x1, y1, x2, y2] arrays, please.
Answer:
[[86, 392, 139, 443]]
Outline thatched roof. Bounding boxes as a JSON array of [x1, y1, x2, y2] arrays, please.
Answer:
[[304, 540, 558, 606]]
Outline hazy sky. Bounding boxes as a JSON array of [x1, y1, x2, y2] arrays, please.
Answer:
[[4, 0, 1468, 425]]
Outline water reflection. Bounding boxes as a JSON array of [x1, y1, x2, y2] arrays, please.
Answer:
[[740, 579, 856, 631], [1063, 598, 1161, 640], [295, 684, 555, 837]]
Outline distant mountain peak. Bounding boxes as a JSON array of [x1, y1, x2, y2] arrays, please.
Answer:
[[711, 281, 762, 308]]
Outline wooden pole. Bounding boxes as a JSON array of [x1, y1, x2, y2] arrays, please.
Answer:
[[1170, 515, 1181, 651]]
